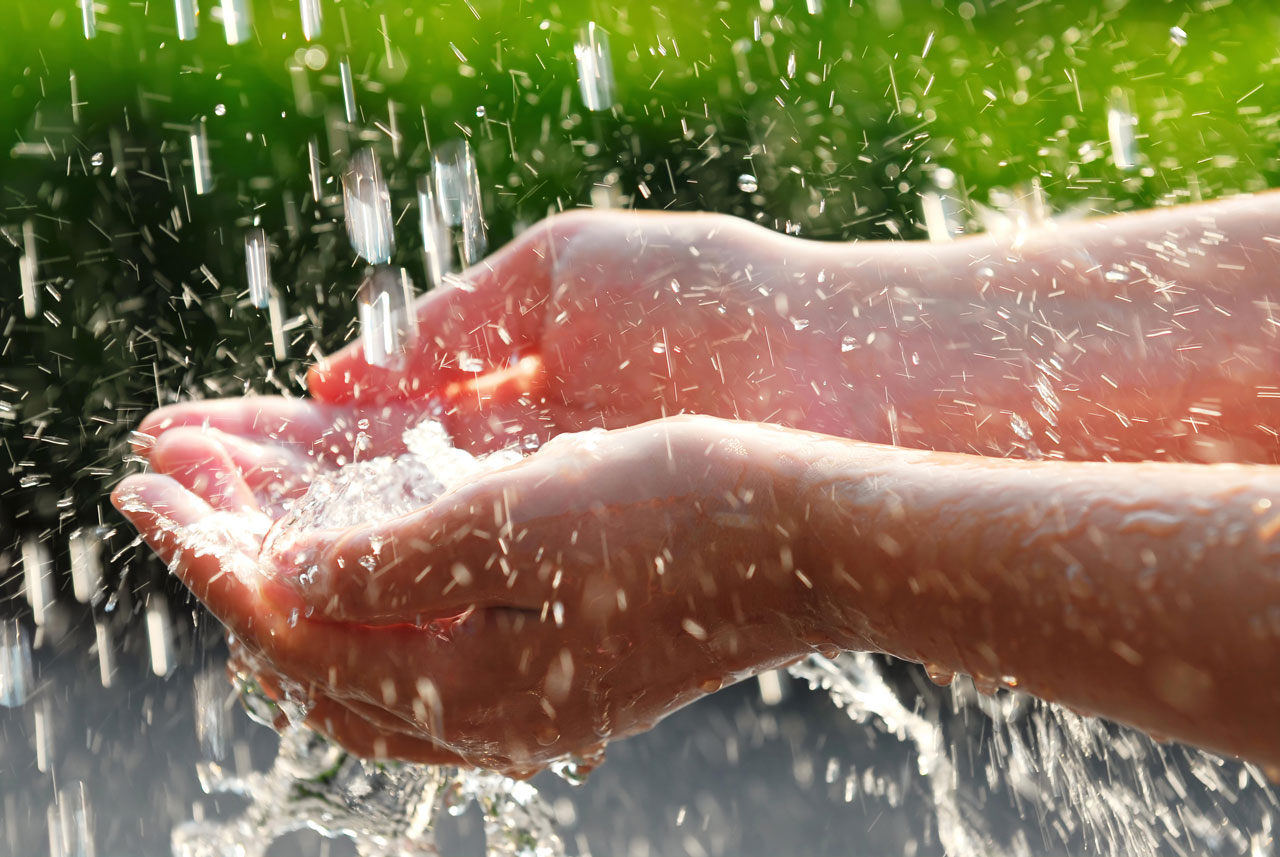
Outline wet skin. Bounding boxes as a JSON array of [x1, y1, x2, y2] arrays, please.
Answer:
[[117, 195, 1280, 774]]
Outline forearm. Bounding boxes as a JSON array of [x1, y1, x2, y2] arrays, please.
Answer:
[[794, 193, 1280, 462], [794, 433, 1280, 768]]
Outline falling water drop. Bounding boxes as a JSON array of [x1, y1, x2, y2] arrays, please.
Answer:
[[221, 0, 253, 45], [22, 537, 54, 626], [357, 266, 417, 368], [190, 119, 212, 195], [574, 22, 615, 112], [20, 220, 38, 320], [307, 136, 323, 202], [300, 0, 323, 41], [81, 0, 97, 39], [0, 619, 33, 708], [431, 139, 486, 264], [1170, 25, 1188, 46], [146, 597, 175, 678], [343, 148, 394, 264], [924, 663, 954, 687], [244, 227, 272, 309], [1107, 89, 1139, 170], [194, 670, 231, 761], [737, 173, 759, 193], [339, 57, 358, 124], [418, 175, 450, 287], [175, 0, 198, 40], [93, 620, 114, 688], [68, 529, 102, 604]]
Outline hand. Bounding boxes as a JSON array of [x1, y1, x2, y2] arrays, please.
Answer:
[[308, 211, 850, 453], [114, 413, 827, 774]]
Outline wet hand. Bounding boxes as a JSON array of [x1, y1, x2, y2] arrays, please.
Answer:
[[113, 414, 826, 774], [308, 211, 848, 453]]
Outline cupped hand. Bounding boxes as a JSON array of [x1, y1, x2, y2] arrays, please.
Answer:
[[113, 414, 828, 774], [308, 211, 850, 453]]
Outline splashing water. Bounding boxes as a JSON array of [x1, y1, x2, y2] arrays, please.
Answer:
[[172, 720, 562, 857], [141, 416, 551, 856], [116, 403, 1280, 857], [790, 653, 1280, 856]]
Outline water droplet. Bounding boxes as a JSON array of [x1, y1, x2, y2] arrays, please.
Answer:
[[244, 227, 272, 309], [300, 0, 323, 41], [1107, 89, 1139, 170], [925, 664, 954, 687], [19, 220, 39, 320], [214, 102, 227, 116], [220, 0, 252, 45], [699, 677, 723, 694], [1009, 412, 1033, 440], [737, 173, 759, 193], [147, 597, 175, 677], [175, 0, 198, 40], [431, 139, 487, 265], [1170, 25, 1188, 46], [69, 529, 103, 603], [475, 105, 486, 117], [22, 537, 54, 626], [357, 266, 417, 368], [339, 56, 358, 123], [0, 619, 33, 707], [521, 433, 541, 452], [191, 119, 212, 195], [89, 151, 105, 167], [417, 174, 450, 287], [840, 335, 858, 353], [80, 0, 97, 39], [343, 148, 394, 264], [574, 22, 615, 111]]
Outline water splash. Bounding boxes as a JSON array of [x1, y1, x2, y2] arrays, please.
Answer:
[[173, 720, 563, 857], [790, 653, 1279, 856]]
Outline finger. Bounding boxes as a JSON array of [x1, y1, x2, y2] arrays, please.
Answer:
[[112, 474, 300, 646], [308, 219, 566, 405], [200, 429, 316, 509], [134, 397, 347, 454], [150, 429, 261, 514]]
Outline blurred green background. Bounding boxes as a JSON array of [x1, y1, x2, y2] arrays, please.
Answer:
[[3, 0, 1280, 609]]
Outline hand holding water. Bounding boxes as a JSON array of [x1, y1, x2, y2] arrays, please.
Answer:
[[115, 409, 832, 775]]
